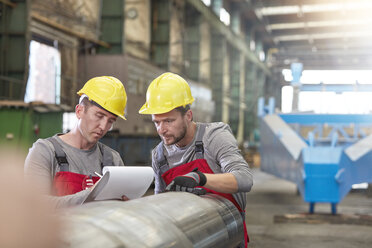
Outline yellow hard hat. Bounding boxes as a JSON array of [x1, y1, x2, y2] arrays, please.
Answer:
[[77, 76, 127, 120], [139, 72, 194, 114]]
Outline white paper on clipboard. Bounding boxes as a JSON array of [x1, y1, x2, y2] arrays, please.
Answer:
[[94, 166, 154, 200]]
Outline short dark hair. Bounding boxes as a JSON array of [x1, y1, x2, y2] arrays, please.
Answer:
[[79, 96, 118, 117], [174, 104, 191, 116]]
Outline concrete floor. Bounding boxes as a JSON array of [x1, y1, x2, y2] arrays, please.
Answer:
[[245, 168, 372, 248]]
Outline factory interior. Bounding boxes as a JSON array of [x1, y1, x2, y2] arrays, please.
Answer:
[[1, 0, 372, 247]]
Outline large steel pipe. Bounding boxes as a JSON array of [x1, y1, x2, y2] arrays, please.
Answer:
[[60, 192, 244, 248]]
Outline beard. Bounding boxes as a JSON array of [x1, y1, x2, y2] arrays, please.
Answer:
[[163, 123, 187, 146]]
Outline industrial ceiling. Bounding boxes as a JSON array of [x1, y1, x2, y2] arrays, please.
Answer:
[[250, 0, 372, 70]]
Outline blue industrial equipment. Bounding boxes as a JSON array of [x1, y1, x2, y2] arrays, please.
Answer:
[[290, 62, 303, 85], [258, 97, 372, 214]]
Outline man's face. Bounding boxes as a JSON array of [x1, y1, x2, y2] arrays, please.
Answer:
[[76, 104, 117, 144], [152, 109, 190, 146]]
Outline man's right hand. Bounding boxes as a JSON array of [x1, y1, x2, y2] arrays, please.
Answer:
[[166, 181, 206, 195], [165, 168, 207, 195]]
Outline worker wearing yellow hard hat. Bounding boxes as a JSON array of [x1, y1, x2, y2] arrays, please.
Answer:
[[139, 72, 253, 248], [25, 76, 129, 208]]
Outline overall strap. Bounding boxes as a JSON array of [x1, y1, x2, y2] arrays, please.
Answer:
[[98, 143, 114, 167], [156, 141, 169, 175], [195, 123, 207, 159], [47, 137, 69, 172]]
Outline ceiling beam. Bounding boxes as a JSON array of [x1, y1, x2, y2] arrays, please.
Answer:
[[253, 0, 362, 8], [278, 44, 372, 53], [275, 49, 372, 57], [266, 9, 371, 24], [250, 0, 372, 70], [186, 0, 270, 75], [271, 24, 371, 37], [271, 52, 372, 69], [271, 59, 372, 70], [278, 36, 372, 47], [274, 30, 372, 42]]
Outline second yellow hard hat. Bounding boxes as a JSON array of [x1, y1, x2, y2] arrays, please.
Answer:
[[139, 72, 194, 114]]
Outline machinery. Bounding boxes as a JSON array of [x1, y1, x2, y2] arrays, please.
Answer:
[[258, 97, 372, 214], [59, 192, 244, 248], [0, 101, 68, 149]]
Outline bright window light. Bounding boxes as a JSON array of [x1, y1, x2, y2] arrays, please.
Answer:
[[201, 0, 211, 6], [298, 91, 372, 114], [259, 51, 265, 61], [281, 70, 372, 114], [63, 112, 77, 133], [282, 69, 293, 81], [25, 40, 61, 104], [250, 40, 255, 51], [282, 70, 372, 84], [220, 8, 230, 26], [281, 86, 293, 113], [352, 183, 368, 189]]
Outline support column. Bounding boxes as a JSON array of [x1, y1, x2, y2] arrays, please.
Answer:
[[264, 71, 283, 111], [60, 43, 79, 107], [150, 0, 170, 70], [210, 27, 225, 122], [292, 86, 300, 112], [367, 184, 372, 198], [199, 17, 211, 83], [253, 69, 266, 129], [184, 3, 200, 81], [169, 0, 185, 74], [0, 0, 29, 100], [229, 46, 240, 136], [98, 0, 124, 54], [125, 0, 151, 60], [244, 62, 257, 141], [237, 54, 246, 145], [222, 46, 230, 124]]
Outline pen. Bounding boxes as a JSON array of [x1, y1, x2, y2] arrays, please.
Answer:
[[94, 172, 103, 178]]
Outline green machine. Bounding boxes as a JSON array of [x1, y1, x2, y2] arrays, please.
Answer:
[[0, 101, 70, 151]]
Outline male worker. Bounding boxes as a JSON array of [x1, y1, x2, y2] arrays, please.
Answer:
[[139, 72, 253, 247], [25, 76, 127, 208]]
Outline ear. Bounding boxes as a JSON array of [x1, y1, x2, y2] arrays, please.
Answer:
[[185, 109, 193, 122], [75, 104, 84, 119]]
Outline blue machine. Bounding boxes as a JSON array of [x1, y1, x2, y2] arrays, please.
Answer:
[[258, 97, 372, 214]]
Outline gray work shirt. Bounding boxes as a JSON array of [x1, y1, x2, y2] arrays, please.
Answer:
[[24, 134, 124, 208], [152, 122, 253, 210]]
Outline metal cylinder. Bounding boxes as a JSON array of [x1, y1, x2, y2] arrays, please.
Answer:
[[60, 192, 244, 248]]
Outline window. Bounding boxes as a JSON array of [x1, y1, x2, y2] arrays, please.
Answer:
[[24, 40, 61, 104]]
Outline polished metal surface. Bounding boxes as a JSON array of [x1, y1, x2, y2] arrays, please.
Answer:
[[60, 192, 243, 248]]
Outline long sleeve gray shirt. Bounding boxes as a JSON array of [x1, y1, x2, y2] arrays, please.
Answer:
[[151, 122, 253, 210], [24, 134, 124, 208]]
